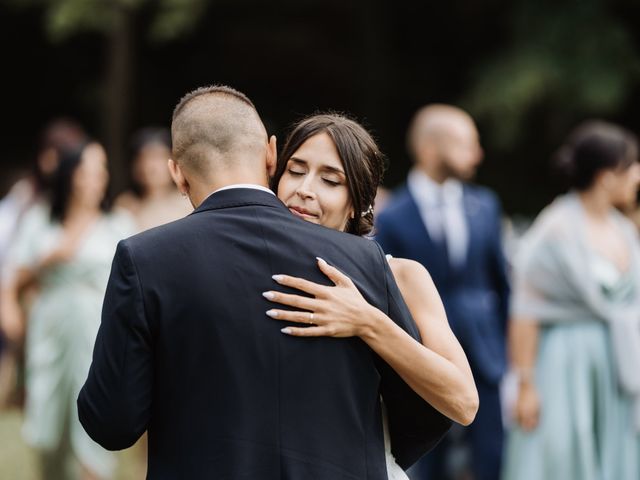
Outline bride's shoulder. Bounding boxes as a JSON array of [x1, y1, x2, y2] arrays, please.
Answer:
[[387, 257, 431, 285]]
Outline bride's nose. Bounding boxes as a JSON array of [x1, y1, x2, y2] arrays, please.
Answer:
[[295, 177, 316, 200]]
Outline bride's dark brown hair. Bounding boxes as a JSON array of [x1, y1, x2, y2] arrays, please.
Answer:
[[271, 113, 386, 236]]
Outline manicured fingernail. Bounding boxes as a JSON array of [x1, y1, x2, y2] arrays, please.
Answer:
[[316, 257, 326, 264], [281, 327, 292, 335], [266, 309, 278, 318], [272, 274, 284, 282], [262, 291, 275, 300]]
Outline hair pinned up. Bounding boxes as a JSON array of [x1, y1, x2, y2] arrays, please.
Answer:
[[552, 120, 638, 191]]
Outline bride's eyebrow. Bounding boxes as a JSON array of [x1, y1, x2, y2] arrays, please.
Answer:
[[321, 165, 346, 176], [288, 157, 307, 166]]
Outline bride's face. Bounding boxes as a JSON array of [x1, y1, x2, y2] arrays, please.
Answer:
[[277, 132, 354, 231]]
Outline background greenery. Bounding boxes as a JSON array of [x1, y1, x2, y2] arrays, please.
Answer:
[[1, 0, 640, 214], [0, 409, 146, 479], [1, 1, 639, 476]]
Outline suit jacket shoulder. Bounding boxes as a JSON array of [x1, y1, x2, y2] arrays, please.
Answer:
[[377, 187, 413, 220], [463, 183, 501, 211]]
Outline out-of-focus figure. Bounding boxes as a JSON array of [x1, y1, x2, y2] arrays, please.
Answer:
[[374, 186, 391, 215], [0, 119, 86, 246], [8, 141, 134, 479], [624, 203, 640, 233], [113, 127, 189, 478], [0, 119, 87, 406], [375, 105, 510, 480], [504, 121, 640, 480], [115, 127, 191, 232]]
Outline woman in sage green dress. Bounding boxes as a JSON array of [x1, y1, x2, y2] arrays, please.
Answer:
[[503, 121, 640, 480], [11, 141, 134, 479]]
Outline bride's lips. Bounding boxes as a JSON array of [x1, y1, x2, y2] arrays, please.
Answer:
[[288, 205, 319, 219]]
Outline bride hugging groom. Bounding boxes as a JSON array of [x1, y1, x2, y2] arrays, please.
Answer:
[[77, 85, 478, 479]]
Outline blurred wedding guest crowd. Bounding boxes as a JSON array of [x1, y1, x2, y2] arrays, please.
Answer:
[[1, 104, 639, 480], [0, 120, 191, 479]]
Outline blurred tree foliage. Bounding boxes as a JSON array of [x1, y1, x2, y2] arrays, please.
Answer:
[[1, 0, 639, 213], [7, 0, 208, 42], [463, 0, 640, 151], [5, 0, 209, 187]]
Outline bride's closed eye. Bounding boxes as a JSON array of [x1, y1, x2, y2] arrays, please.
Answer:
[[287, 168, 305, 176], [322, 177, 341, 187]]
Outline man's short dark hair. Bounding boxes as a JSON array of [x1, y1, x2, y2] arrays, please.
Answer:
[[170, 85, 265, 176], [172, 85, 256, 122]]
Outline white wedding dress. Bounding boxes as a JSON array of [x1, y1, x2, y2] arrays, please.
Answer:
[[381, 253, 411, 479], [382, 401, 410, 479]]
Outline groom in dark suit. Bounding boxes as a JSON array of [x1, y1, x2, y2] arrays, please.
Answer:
[[375, 105, 510, 480], [78, 85, 449, 479]]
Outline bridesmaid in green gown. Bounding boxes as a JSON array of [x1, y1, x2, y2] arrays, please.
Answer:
[[11, 141, 134, 479], [504, 121, 640, 480]]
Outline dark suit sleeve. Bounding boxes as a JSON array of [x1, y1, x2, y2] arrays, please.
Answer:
[[487, 194, 511, 332], [371, 241, 452, 469], [77, 240, 153, 450]]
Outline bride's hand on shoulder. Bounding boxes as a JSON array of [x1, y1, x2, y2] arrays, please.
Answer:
[[263, 257, 379, 338]]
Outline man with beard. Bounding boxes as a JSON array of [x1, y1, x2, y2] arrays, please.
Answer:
[[376, 105, 510, 480]]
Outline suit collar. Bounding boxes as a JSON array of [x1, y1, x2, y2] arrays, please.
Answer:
[[211, 184, 275, 196], [191, 187, 287, 215]]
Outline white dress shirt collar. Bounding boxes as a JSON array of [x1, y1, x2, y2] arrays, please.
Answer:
[[407, 168, 463, 206], [212, 184, 275, 196], [197, 184, 275, 208], [407, 168, 468, 267]]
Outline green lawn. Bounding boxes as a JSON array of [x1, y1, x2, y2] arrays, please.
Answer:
[[0, 409, 146, 479]]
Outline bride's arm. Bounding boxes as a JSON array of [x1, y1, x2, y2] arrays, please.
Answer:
[[263, 258, 479, 426], [381, 258, 478, 425]]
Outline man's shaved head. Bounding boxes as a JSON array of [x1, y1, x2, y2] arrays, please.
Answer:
[[407, 104, 483, 181], [407, 104, 475, 156], [171, 85, 268, 178]]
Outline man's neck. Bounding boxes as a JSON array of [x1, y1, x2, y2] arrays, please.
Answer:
[[414, 165, 450, 185], [190, 178, 270, 208], [416, 164, 448, 185]]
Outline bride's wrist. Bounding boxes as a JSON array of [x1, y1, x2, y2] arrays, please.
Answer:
[[358, 306, 388, 342]]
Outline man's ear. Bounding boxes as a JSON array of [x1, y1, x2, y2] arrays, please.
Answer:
[[266, 135, 278, 177], [168, 158, 189, 195]]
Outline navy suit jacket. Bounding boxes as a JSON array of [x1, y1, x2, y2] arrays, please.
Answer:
[[375, 185, 510, 385], [78, 188, 450, 479]]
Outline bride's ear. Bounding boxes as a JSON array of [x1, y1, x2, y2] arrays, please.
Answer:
[[266, 135, 278, 177], [168, 158, 189, 196]]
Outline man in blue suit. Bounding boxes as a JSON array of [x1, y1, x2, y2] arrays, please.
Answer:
[[375, 105, 510, 480]]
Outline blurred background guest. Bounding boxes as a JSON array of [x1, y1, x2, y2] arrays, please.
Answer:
[[115, 127, 191, 232], [504, 121, 640, 480], [624, 203, 640, 233], [375, 105, 510, 480], [374, 186, 392, 215], [0, 118, 87, 406], [6, 141, 134, 479]]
